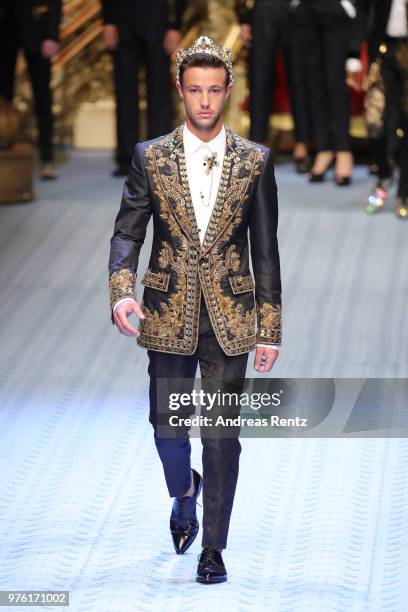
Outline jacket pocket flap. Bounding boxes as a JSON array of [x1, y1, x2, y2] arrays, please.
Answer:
[[229, 273, 254, 295], [142, 269, 170, 292]]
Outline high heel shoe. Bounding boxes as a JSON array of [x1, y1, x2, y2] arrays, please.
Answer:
[[308, 152, 334, 183], [294, 156, 311, 174], [334, 152, 353, 186], [335, 176, 352, 186], [309, 170, 327, 182]]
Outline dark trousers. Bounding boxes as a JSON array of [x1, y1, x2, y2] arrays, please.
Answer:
[[147, 295, 249, 550], [113, 19, 172, 167], [296, 0, 352, 152], [249, 0, 311, 144], [0, 43, 53, 162], [372, 37, 408, 199]]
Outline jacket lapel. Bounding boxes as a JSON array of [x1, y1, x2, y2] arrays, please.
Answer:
[[200, 128, 262, 257], [163, 125, 202, 251], [159, 125, 260, 257]]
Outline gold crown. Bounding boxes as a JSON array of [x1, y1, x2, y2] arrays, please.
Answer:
[[175, 35, 234, 84]]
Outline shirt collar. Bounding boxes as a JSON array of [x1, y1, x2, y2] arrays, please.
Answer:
[[183, 122, 226, 158]]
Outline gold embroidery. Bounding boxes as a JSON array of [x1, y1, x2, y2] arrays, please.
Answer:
[[198, 244, 256, 354], [141, 269, 170, 292], [109, 269, 136, 310], [257, 303, 282, 344], [134, 126, 272, 356], [229, 273, 254, 294]]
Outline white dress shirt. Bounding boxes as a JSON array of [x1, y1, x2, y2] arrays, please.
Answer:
[[113, 122, 280, 353], [387, 0, 408, 37]]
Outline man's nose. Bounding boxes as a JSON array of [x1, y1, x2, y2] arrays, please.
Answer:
[[200, 93, 210, 108]]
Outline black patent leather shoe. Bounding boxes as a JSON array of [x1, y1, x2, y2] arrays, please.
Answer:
[[170, 469, 202, 554], [196, 547, 227, 584]]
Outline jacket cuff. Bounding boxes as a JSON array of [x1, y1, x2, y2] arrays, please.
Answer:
[[109, 269, 136, 314], [256, 303, 282, 344]]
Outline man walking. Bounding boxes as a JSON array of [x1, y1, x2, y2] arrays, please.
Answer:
[[108, 36, 282, 583]]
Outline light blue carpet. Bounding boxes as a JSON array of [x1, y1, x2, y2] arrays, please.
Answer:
[[0, 152, 407, 611]]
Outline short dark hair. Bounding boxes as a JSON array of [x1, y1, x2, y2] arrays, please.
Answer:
[[179, 54, 230, 87]]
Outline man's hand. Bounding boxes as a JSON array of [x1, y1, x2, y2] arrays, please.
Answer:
[[253, 346, 279, 372], [345, 58, 363, 92], [41, 39, 59, 58], [114, 300, 145, 337], [346, 69, 363, 92], [239, 24, 252, 47], [103, 24, 119, 50], [163, 29, 182, 55]]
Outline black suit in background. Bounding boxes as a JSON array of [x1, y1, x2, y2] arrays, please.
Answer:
[[0, 0, 62, 162], [102, 0, 187, 170], [359, 0, 408, 199], [295, 0, 360, 153], [236, 0, 311, 145]]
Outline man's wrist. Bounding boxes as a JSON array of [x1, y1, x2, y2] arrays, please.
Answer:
[[113, 297, 136, 314], [256, 343, 280, 351]]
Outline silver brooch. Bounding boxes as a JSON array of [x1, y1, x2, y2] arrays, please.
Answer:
[[203, 152, 219, 175]]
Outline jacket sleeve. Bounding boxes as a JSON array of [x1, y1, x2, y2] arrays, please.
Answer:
[[47, 0, 62, 41], [108, 143, 152, 320], [249, 149, 282, 345], [235, 0, 254, 24], [167, 0, 188, 30]]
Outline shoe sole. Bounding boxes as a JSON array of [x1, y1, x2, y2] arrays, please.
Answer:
[[196, 574, 227, 584]]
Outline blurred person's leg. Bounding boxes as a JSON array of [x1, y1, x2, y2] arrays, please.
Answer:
[[322, 12, 351, 153], [248, 0, 286, 144], [144, 40, 172, 139], [282, 7, 311, 172], [0, 41, 18, 102], [25, 52, 53, 164], [321, 4, 353, 184], [366, 41, 401, 213], [297, 2, 333, 179], [113, 20, 142, 174], [393, 40, 408, 215]]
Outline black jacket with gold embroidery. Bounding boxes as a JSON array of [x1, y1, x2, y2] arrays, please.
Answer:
[[108, 125, 282, 356]]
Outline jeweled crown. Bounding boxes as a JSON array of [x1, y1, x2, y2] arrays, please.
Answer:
[[175, 35, 234, 84]]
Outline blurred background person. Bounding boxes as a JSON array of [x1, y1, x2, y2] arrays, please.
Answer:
[[236, 0, 312, 173], [0, 0, 62, 179], [295, 0, 361, 186], [102, 0, 187, 177], [361, 0, 408, 218]]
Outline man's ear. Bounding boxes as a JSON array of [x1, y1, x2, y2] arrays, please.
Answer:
[[225, 83, 234, 100], [176, 80, 184, 99]]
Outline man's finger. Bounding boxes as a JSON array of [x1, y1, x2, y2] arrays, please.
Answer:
[[131, 302, 145, 319], [115, 311, 140, 336], [254, 348, 265, 370], [254, 348, 279, 372]]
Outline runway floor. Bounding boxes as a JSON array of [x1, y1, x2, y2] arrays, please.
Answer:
[[0, 152, 407, 611]]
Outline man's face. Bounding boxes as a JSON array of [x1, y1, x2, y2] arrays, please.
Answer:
[[176, 66, 233, 132]]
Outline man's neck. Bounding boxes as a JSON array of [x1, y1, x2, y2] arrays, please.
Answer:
[[185, 116, 224, 143]]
